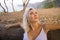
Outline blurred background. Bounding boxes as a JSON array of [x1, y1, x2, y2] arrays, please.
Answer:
[[0, 0, 60, 40], [0, 0, 60, 12]]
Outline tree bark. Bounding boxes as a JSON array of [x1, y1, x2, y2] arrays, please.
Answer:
[[12, 0, 15, 12], [23, 0, 30, 11], [4, 0, 8, 12], [0, 3, 6, 13]]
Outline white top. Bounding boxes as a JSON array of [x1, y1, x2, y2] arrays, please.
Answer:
[[23, 28, 47, 40]]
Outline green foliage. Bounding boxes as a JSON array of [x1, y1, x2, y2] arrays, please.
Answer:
[[44, 2, 55, 8], [43, 0, 55, 8]]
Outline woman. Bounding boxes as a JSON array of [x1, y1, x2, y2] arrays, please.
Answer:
[[23, 8, 60, 40]]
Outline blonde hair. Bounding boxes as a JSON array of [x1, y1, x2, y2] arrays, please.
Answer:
[[22, 8, 35, 32], [22, 8, 41, 32]]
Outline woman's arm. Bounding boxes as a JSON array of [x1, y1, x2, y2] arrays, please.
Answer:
[[45, 24, 60, 31]]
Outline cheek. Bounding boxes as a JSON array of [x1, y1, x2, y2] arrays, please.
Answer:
[[37, 15, 39, 19], [28, 15, 34, 20], [37, 14, 39, 18]]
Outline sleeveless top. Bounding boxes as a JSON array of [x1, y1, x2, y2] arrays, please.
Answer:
[[23, 28, 47, 40]]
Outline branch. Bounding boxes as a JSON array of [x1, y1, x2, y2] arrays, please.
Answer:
[[4, 0, 8, 12], [5, 22, 21, 29], [12, 0, 15, 12], [0, 3, 6, 13], [23, 0, 30, 11]]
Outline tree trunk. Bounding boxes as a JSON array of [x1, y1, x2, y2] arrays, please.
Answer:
[[23, 0, 30, 12], [4, 0, 8, 12], [12, 0, 15, 12], [0, 3, 6, 13]]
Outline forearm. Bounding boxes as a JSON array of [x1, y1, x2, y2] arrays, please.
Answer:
[[51, 24, 60, 30], [45, 24, 60, 31]]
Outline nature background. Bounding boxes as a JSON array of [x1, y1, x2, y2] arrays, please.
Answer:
[[0, 0, 44, 12], [0, 0, 60, 25], [0, 0, 60, 40], [0, 0, 60, 12]]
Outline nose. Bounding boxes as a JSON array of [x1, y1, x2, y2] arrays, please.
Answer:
[[34, 14, 37, 16]]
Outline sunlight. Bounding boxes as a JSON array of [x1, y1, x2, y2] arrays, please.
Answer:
[[0, 0, 44, 5], [0, 0, 45, 12], [29, 0, 44, 3]]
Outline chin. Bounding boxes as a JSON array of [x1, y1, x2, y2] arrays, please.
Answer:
[[31, 19, 38, 22], [34, 19, 38, 21], [33, 20, 38, 22]]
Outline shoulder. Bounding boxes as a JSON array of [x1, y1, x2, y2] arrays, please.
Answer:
[[42, 24, 50, 34]]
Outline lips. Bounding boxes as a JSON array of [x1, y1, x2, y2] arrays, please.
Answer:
[[34, 16, 38, 19]]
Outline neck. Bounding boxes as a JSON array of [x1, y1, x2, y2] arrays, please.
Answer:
[[30, 22, 39, 31]]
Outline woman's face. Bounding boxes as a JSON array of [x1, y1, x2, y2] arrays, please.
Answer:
[[28, 9, 39, 22]]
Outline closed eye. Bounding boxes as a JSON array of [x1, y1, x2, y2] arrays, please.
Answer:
[[30, 12, 33, 15]]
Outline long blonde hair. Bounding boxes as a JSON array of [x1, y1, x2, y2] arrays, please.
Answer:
[[22, 8, 41, 32], [22, 8, 35, 32]]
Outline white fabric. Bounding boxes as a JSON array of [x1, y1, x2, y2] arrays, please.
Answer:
[[23, 28, 47, 40]]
